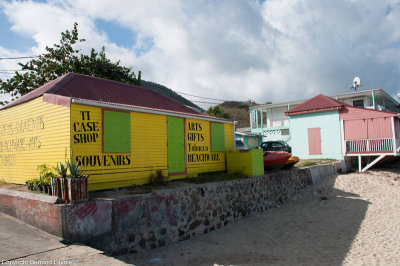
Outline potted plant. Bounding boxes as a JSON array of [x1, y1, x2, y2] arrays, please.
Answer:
[[52, 162, 68, 201], [51, 160, 89, 204], [66, 160, 89, 204], [37, 164, 54, 195]]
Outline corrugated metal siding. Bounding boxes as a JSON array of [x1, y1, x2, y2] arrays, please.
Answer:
[[344, 118, 392, 140], [0, 97, 70, 184], [344, 120, 368, 140], [340, 105, 396, 120], [367, 118, 392, 138]]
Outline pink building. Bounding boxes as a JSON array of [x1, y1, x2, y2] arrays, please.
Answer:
[[286, 94, 400, 171]]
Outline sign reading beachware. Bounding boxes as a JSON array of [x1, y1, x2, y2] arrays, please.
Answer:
[[186, 120, 222, 163]]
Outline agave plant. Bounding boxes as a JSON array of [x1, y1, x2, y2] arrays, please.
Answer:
[[66, 160, 82, 178], [54, 162, 68, 178]]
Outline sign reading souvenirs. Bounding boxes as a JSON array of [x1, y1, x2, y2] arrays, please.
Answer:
[[72, 110, 131, 167], [187, 121, 221, 163]]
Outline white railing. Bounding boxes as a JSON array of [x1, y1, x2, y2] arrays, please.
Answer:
[[396, 138, 400, 153], [346, 138, 394, 153]]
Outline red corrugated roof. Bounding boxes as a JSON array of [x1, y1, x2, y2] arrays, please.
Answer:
[[285, 94, 344, 116], [1, 73, 198, 115], [2, 75, 65, 109]]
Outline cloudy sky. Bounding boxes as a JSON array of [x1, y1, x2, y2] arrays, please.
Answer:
[[1, 0, 400, 108]]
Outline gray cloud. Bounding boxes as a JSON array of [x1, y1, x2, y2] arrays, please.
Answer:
[[0, 0, 399, 107]]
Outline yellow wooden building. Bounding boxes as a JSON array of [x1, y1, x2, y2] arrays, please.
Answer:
[[0, 73, 234, 190]]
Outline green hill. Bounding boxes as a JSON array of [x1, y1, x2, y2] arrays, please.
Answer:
[[219, 101, 254, 128], [140, 80, 202, 111]]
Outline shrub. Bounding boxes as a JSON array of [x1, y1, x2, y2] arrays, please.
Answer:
[[37, 164, 55, 185], [149, 170, 168, 186]]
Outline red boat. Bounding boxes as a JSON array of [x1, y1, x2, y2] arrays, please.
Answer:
[[263, 151, 292, 169]]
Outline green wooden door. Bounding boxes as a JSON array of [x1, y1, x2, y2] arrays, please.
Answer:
[[168, 117, 185, 174]]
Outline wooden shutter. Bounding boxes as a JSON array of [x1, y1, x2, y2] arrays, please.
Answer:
[[103, 110, 131, 153], [211, 123, 225, 152], [308, 128, 321, 155]]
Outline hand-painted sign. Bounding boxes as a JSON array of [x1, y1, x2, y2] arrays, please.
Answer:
[[0, 116, 44, 166], [73, 111, 100, 144], [186, 120, 222, 163], [72, 108, 131, 167]]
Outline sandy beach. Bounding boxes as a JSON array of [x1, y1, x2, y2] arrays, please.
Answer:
[[119, 160, 400, 265]]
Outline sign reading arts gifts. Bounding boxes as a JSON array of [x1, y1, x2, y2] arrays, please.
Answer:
[[186, 119, 222, 163]]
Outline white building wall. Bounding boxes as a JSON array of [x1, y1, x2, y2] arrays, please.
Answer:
[[266, 106, 289, 128]]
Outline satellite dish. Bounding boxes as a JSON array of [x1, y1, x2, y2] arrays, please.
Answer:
[[350, 76, 362, 91], [398, 93, 400, 100]]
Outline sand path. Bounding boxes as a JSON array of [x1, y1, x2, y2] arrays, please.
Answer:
[[119, 161, 400, 266]]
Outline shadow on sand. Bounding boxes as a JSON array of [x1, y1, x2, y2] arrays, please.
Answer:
[[118, 172, 370, 266]]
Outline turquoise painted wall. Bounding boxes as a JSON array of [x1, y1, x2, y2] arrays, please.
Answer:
[[289, 111, 343, 160], [234, 133, 261, 149]]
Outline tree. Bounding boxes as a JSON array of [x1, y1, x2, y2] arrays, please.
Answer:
[[0, 22, 141, 105], [207, 105, 230, 119]]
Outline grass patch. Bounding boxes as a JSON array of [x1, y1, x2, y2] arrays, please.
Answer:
[[300, 161, 317, 167], [188, 172, 249, 184], [295, 158, 338, 168]]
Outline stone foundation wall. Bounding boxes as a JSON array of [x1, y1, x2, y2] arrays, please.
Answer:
[[91, 168, 312, 255], [0, 162, 348, 255]]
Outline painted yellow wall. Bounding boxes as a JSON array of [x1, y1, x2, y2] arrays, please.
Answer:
[[70, 104, 168, 190], [0, 97, 70, 184], [224, 123, 234, 151], [227, 149, 263, 176], [71, 104, 235, 190], [0, 99, 235, 189], [186, 119, 233, 176]]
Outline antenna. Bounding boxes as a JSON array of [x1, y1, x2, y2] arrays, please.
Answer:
[[350, 76, 362, 91]]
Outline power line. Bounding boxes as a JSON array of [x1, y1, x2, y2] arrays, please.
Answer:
[[0, 71, 17, 74], [0, 69, 29, 72], [189, 100, 225, 105], [0, 56, 38, 60], [176, 91, 227, 101]]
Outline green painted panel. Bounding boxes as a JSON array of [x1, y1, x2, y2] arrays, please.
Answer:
[[251, 149, 264, 176], [103, 110, 131, 153], [211, 123, 225, 152], [168, 117, 185, 173]]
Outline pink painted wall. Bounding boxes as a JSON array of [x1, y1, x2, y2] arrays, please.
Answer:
[[344, 120, 367, 140], [344, 118, 392, 140], [341, 106, 396, 140], [367, 118, 392, 138], [340, 105, 396, 120]]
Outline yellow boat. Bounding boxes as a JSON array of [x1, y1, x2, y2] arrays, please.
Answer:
[[283, 156, 300, 168]]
